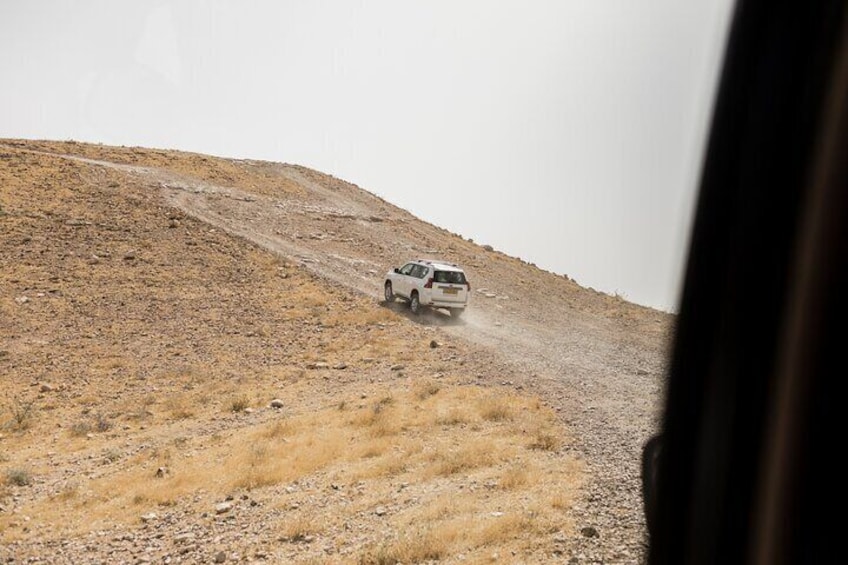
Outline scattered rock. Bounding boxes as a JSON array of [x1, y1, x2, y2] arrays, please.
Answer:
[[213, 551, 227, 563], [429, 340, 440, 349], [482, 244, 494, 252], [140, 513, 158, 523], [155, 467, 168, 478], [374, 506, 387, 516], [123, 251, 136, 260], [39, 383, 54, 393], [333, 363, 347, 370], [215, 502, 233, 515], [270, 399, 284, 409], [390, 364, 405, 371], [306, 362, 329, 370], [14, 296, 30, 305], [581, 526, 599, 538], [168, 219, 180, 229]]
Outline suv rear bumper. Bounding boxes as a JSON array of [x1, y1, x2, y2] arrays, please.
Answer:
[[427, 301, 466, 309], [421, 292, 467, 309]]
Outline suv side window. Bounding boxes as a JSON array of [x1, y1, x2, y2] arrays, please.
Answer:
[[399, 263, 416, 276], [412, 265, 429, 279]]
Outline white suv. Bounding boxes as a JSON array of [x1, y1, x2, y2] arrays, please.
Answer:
[[384, 260, 470, 317]]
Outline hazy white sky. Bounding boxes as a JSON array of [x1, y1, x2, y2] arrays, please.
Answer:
[[0, 0, 734, 310]]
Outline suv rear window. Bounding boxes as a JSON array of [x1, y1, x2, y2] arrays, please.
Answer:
[[434, 270, 467, 284]]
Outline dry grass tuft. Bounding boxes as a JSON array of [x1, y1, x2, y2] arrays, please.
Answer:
[[355, 396, 401, 437], [4, 468, 32, 487], [529, 427, 562, 452], [435, 408, 470, 427], [69, 413, 112, 437], [477, 395, 517, 422], [414, 380, 441, 400], [549, 490, 574, 511], [163, 394, 195, 420], [428, 443, 496, 477], [230, 395, 251, 413], [279, 513, 323, 543], [361, 529, 448, 565], [498, 464, 537, 490]]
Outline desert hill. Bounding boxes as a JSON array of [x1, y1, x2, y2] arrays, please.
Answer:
[[0, 140, 670, 564]]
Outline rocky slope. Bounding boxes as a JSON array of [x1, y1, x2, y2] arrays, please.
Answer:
[[0, 140, 672, 564]]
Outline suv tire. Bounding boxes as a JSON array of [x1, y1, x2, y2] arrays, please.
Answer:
[[410, 291, 421, 314], [384, 281, 395, 302]]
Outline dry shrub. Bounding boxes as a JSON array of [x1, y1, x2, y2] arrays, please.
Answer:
[[279, 513, 322, 542], [230, 395, 250, 413], [69, 421, 93, 437], [477, 396, 516, 422], [4, 398, 36, 431], [4, 468, 32, 487]]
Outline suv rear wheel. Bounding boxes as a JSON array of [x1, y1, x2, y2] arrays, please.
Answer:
[[384, 281, 395, 302], [410, 291, 420, 314]]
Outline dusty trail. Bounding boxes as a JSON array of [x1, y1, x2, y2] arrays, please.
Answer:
[[12, 147, 671, 562]]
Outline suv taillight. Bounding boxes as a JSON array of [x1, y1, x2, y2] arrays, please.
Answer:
[[466, 281, 471, 291], [424, 277, 433, 288]]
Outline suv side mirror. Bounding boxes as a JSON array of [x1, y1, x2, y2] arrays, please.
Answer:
[[394, 268, 400, 274]]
